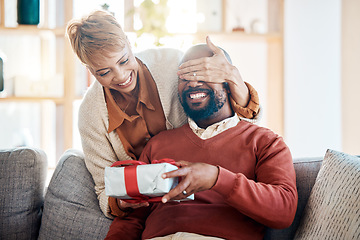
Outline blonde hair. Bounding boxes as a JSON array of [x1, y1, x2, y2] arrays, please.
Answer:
[[66, 10, 127, 67]]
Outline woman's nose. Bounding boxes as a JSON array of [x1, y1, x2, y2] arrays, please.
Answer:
[[113, 66, 127, 81]]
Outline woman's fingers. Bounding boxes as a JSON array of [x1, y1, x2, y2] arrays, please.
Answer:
[[117, 199, 149, 210], [178, 57, 207, 74], [206, 36, 223, 56], [178, 70, 226, 84], [178, 36, 230, 84]]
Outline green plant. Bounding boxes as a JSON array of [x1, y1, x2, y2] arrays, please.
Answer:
[[134, 0, 170, 46]]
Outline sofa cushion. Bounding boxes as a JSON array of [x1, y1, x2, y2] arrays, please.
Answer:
[[264, 156, 323, 240], [38, 149, 112, 240], [0, 147, 47, 240], [294, 149, 360, 239]]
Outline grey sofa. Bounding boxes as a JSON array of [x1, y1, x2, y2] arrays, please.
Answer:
[[0, 148, 47, 239], [0, 147, 323, 240]]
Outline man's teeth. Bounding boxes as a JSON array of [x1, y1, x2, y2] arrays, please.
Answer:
[[118, 76, 131, 86], [190, 93, 206, 99]]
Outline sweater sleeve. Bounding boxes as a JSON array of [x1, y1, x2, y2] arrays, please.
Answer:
[[212, 135, 298, 229], [108, 197, 130, 218], [230, 82, 261, 123], [78, 82, 131, 219]]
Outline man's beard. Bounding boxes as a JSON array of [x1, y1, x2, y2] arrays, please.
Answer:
[[180, 88, 227, 122]]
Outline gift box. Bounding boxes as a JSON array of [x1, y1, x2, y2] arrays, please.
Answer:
[[105, 161, 194, 202]]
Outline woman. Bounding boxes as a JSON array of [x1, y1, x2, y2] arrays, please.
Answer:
[[66, 10, 260, 219]]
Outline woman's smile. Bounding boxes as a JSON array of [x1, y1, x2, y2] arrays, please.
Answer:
[[115, 71, 134, 89]]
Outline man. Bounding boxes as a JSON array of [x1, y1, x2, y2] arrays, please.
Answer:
[[105, 44, 297, 240]]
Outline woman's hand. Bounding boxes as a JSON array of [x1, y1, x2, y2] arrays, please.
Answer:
[[177, 36, 250, 107], [116, 199, 149, 211], [161, 161, 219, 203]]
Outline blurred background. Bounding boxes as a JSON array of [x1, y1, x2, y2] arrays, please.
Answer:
[[0, 0, 359, 174]]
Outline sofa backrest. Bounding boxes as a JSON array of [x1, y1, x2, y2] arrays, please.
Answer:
[[0, 147, 47, 240], [264, 157, 323, 240], [38, 149, 112, 240]]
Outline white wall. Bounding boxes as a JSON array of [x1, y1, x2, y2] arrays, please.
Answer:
[[284, 0, 342, 158], [342, 0, 360, 155], [208, 37, 268, 126]]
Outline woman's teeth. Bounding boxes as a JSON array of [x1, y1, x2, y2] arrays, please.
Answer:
[[118, 75, 131, 86]]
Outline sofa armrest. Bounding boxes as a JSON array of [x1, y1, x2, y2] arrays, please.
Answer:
[[39, 149, 112, 240], [0, 147, 47, 240]]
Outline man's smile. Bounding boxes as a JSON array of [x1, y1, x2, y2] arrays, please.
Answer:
[[189, 92, 207, 99], [185, 89, 211, 105]]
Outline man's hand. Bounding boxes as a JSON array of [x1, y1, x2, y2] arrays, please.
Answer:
[[161, 161, 219, 203], [177, 36, 250, 107]]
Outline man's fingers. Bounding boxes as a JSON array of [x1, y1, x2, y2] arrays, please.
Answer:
[[162, 167, 188, 179], [162, 180, 191, 203], [161, 165, 192, 203], [162, 161, 190, 179], [175, 160, 190, 167]]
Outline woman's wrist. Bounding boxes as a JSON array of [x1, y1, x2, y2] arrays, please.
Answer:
[[108, 197, 130, 218], [227, 66, 250, 108]]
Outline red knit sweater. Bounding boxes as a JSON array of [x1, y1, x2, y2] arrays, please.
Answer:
[[105, 121, 298, 240]]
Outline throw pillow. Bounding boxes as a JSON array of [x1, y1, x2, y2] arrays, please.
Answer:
[[38, 149, 112, 240], [294, 149, 360, 240]]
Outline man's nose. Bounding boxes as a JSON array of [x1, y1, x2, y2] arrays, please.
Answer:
[[187, 80, 204, 88]]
